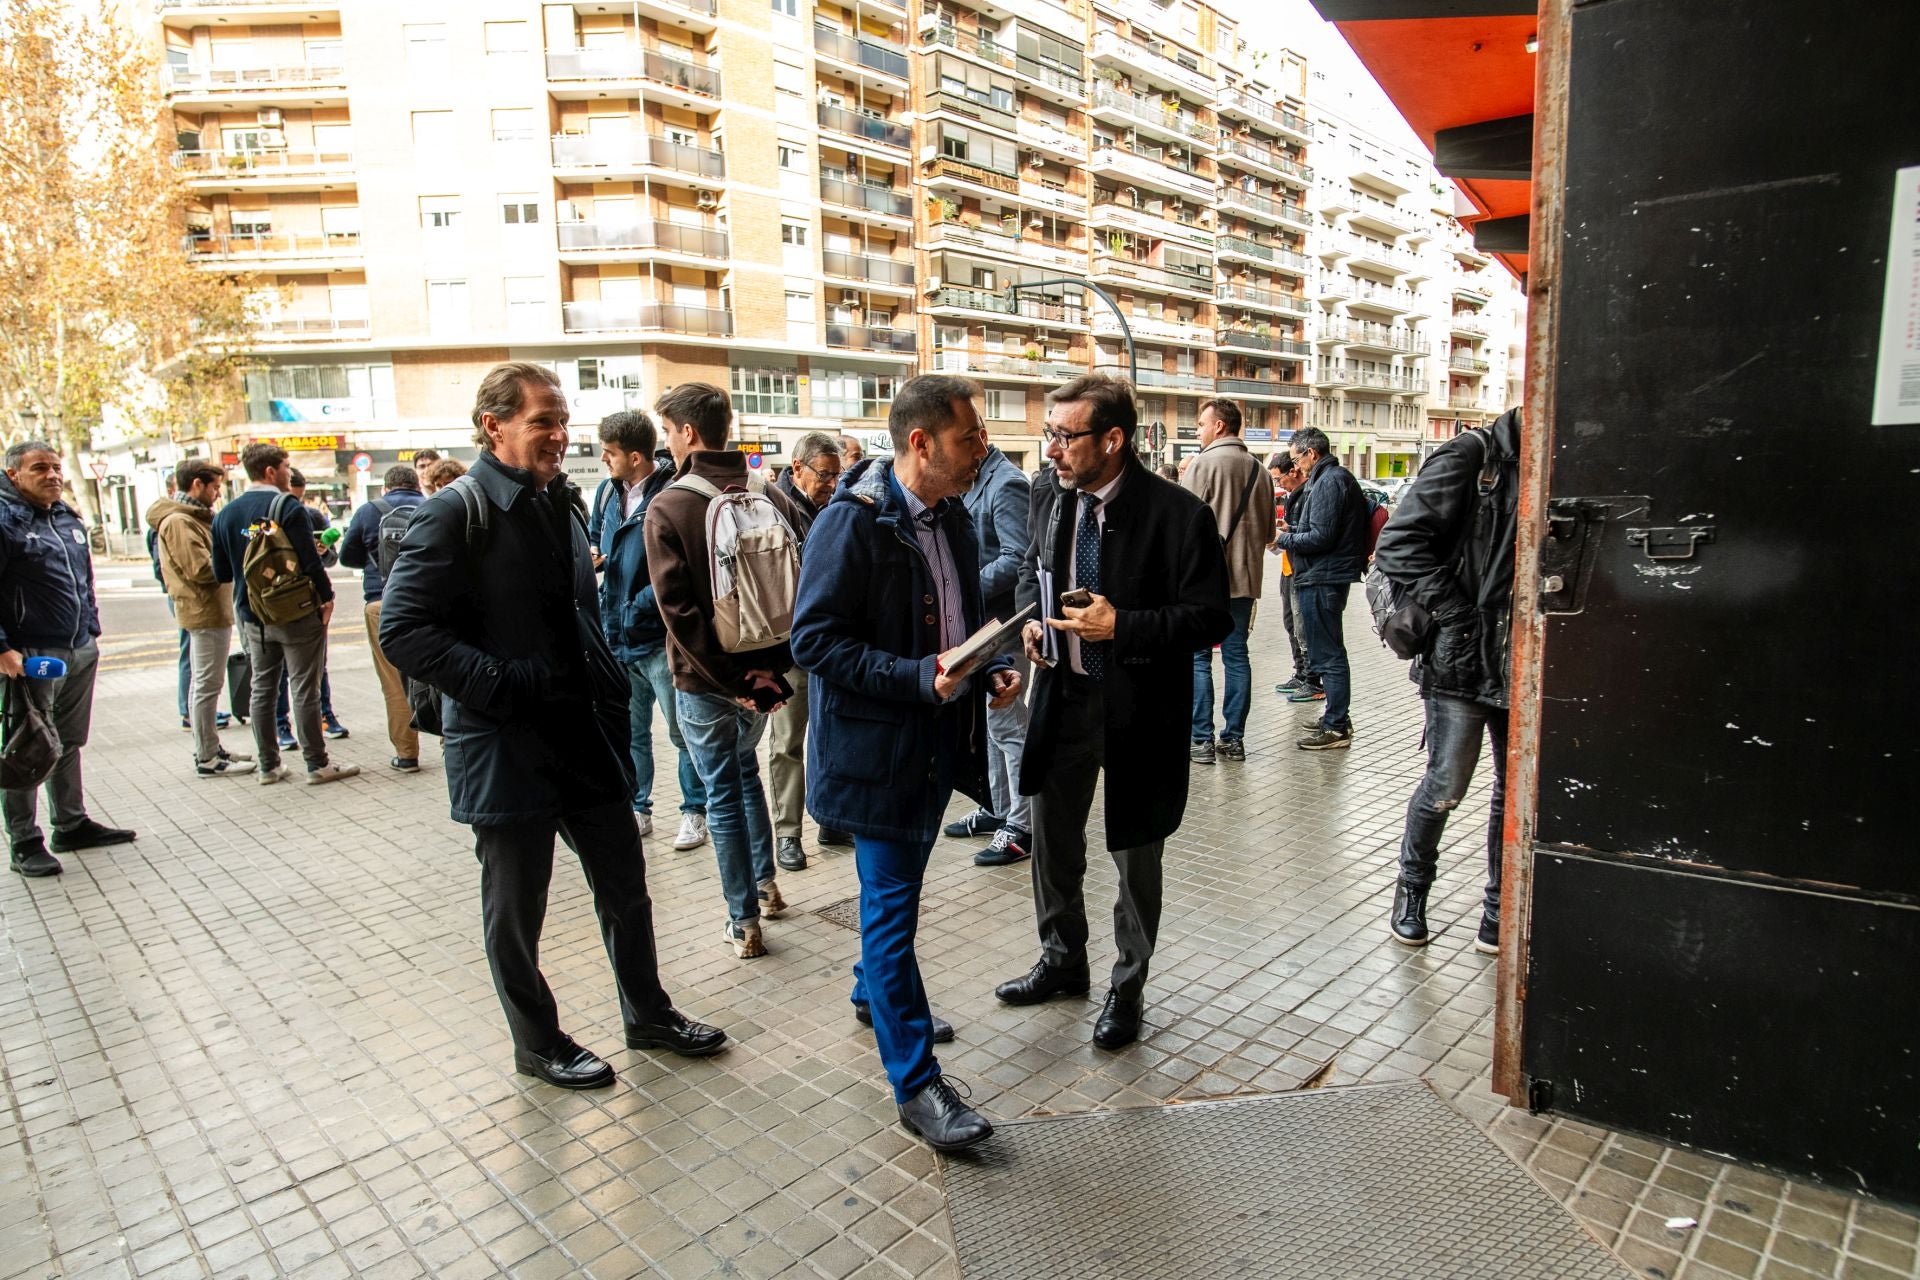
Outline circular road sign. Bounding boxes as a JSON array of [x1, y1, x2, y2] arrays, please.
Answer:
[[747, 452, 763, 469], [352, 452, 373, 472]]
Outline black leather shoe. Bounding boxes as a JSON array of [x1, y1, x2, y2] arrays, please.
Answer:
[[49, 819, 136, 853], [9, 837, 60, 878], [818, 828, 853, 847], [1092, 990, 1142, 1050], [854, 1003, 955, 1043], [897, 1076, 992, 1151], [1389, 881, 1430, 946], [994, 958, 1090, 1006], [514, 1036, 614, 1089], [625, 1009, 728, 1057], [776, 836, 808, 872]]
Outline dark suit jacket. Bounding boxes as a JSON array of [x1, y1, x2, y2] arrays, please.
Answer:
[[1015, 454, 1232, 849]]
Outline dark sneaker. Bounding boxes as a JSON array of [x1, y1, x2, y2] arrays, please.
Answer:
[[9, 837, 60, 877], [276, 724, 298, 750], [322, 715, 350, 740], [50, 819, 137, 852], [776, 836, 808, 872], [943, 807, 1003, 839], [1390, 881, 1430, 945], [1474, 911, 1500, 955], [391, 756, 421, 773], [818, 827, 854, 847], [1286, 684, 1327, 703], [1297, 726, 1352, 751], [974, 825, 1030, 866], [1189, 739, 1216, 765], [1217, 738, 1246, 761], [1274, 677, 1308, 695]]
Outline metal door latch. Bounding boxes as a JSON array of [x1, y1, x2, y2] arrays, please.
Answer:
[[1625, 526, 1715, 561]]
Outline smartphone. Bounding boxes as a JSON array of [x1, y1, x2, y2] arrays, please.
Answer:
[[1060, 588, 1094, 610]]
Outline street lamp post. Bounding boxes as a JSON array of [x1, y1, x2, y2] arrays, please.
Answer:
[[1004, 275, 1152, 459]]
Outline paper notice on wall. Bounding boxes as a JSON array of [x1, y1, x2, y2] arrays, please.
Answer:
[[1872, 166, 1920, 425]]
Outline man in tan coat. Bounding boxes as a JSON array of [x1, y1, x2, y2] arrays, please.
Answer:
[[1181, 399, 1275, 763], [146, 460, 253, 777]]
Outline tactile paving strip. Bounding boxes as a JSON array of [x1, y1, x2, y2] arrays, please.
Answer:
[[941, 1081, 1630, 1280]]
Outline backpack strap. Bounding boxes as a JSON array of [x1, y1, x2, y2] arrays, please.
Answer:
[[669, 473, 723, 501], [370, 496, 395, 518], [444, 474, 489, 555]]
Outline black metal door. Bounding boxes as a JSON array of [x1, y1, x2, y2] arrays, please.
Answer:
[[1517, 0, 1920, 1204]]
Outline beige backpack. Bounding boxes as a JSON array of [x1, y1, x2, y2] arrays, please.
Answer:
[[668, 474, 801, 652]]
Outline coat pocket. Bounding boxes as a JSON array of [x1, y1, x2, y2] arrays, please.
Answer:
[[820, 697, 902, 786]]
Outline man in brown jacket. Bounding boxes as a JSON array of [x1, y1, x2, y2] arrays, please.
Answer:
[[644, 383, 806, 959], [146, 460, 254, 777], [1181, 399, 1275, 763]]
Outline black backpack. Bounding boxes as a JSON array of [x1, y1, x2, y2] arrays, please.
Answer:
[[1365, 430, 1503, 659], [372, 496, 415, 579]]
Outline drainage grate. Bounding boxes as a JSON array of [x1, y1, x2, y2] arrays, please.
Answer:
[[815, 896, 862, 931], [941, 1081, 1628, 1280]]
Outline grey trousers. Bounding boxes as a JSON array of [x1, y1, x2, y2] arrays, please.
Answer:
[[1280, 571, 1308, 683], [986, 653, 1033, 831], [186, 626, 232, 764], [1030, 679, 1166, 1001], [768, 668, 809, 838], [241, 613, 329, 772], [3, 641, 97, 844]]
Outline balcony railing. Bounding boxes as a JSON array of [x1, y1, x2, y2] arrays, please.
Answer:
[[1216, 88, 1312, 141], [1218, 187, 1312, 230], [1088, 85, 1214, 145], [819, 174, 913, 217], [1090, 199, 1212, 247], [817, 103, 910, 151], [927, 219, 1082, 270], [1347, 277, 1416, 309], [1088, 144, 1212, 200], [826, 324, 917, 354], [926, 155, 1021, 194], [562, 301, 733, 336], [556, 219, 729, 258], [550, 133, 726, 179], [1216, 330, 1311, 356], [1449, 314, 1490, 334], [189, 231, 361, 259], [1448, 354, 1491, 374], [545, 46, 722, 97], [929, 286, 1083, 325], [821, 250, 914, 286], [814, 26, 910, 80], [166, 64, 344, 92], [1216, 283, 1313, 316], [1217, 237, 1311, 274], [1016, 115, 1087, 160], [1218, 138, 1311, 183], [253, 314, 370, 339], [921, 23, 1013, 68], [1322, 320, 1423, 353], [1089, 31, 1213, 98], [1090, 252, 1213, 295], [937, 352, 1083, 380], [1100, 366, 1213, 392], [1339, 234, 1417, 272], [173, 148, 354, 178], [1014, 54, 1084, 98], [1217, 376, 1309, 399], [1092, 313, 1211, 344], [1331, 367, 1422, 392], [1349, 190, 1416, 230]]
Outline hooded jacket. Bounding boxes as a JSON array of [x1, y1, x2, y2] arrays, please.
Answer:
[[144, 495, 232, 630], [0, 471, 99, 653]]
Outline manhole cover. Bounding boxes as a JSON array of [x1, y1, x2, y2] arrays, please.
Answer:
[[941, 1081, 1627, 1280], [815, 896, 862, 931]]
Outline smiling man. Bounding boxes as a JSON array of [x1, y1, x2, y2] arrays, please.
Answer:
[[380, 362, 726, 1091]]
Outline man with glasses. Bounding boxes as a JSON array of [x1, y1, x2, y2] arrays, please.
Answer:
[[768, 433, 852, 871], [1273, 427, 1371, 750], [992, 374, 1231, 1051]]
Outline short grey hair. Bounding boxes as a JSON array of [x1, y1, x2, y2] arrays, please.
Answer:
[[791, 431, 841, 468], [4, 440, 57, 471]]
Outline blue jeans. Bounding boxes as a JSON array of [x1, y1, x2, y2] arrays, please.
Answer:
[[852, 832, 944, 1102], [1191, 596, 1256, 742], [675, 690, 776, 923], [171, 603, 189, 718], [1295, 583, 1353, 731], [626, 648, 706, 816], [1397, 694, 1506, 918]]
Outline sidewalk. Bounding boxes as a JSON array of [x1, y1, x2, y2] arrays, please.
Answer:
[[2, 599, 1913, 1280]]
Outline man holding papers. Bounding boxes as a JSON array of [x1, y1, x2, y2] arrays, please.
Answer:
[[996, 374, 1232, 1051], [791, 374, 1023, 1152]]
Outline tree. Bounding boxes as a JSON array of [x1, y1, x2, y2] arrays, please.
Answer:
[[0, 0, 252, 519]]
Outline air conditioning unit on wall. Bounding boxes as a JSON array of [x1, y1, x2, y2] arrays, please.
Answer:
[[695, 189, 719, 209]]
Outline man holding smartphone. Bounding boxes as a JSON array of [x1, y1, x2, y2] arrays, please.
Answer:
[[995, 374, 1232, 1051]]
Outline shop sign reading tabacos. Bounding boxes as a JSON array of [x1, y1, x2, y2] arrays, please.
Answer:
[[248, 434, 343, 451]]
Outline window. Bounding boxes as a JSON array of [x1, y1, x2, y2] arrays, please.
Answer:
[[410, 111, 453, 150], [729, 365, 800, 415], [483, 21, 529, 54], [936, 123, 1016, 175], [785, 290, 813, 322], [813, 368, 901, 419], [780, 221, 808, 246], [776, 142, 799, 169], [419, 195, 461, 231], [403, 24, 449, 76], [491, 108, 535, 144], [244, 363, 395, 422], [984, 388, 1026, 421], [770, 0, 797, 13], [500, 195, 540, 225], [230, 208, 273, 236], [425, 279, 469, 336], [578, 356, 643, 392], [320, 206, 360, 241], [773, 61, 805, 96], [504, 277, 546, 333]]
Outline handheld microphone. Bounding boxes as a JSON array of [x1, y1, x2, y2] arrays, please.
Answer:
[[22, 656, 67, 679]]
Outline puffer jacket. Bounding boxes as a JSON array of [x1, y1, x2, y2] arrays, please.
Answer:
[[144, 495, 232, 630], [0, 471, 98, 652], [1277, 455, 1370, 586], [1373, 408, 1522, 708]]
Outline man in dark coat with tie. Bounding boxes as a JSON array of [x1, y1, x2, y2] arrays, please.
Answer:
[[993, 374, 1232, 1050]]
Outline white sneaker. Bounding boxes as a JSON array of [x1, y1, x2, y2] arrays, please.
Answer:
[[258, 764, 291, 786], [672, 813, 709, 851], [757, 878, 786, 919], [195, 756, 256, 777], [635, 812, 654, 837], [306, 763, 361, 785]]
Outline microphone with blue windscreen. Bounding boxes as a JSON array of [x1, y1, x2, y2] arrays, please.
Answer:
[[21, 656, 67, 679]]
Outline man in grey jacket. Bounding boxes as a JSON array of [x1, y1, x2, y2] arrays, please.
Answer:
[[1182, 399, 1274, 762], [943, 441, 1034, 865]]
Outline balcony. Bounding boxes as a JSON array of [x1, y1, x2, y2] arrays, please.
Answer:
[[819, 174, 913, 222], [1217, 187, 1312, 231], [1217, 376, 1310, 401], [1215, 88, 1312, 144], [545, 45, 722, 102], [1089, 251, 1213, 299], [814, 25, 910, 84], [1331, 366, 1422, 393], [550, 133, 725, 182], [1345, 276, 1417, 315], [926, 218, 1084, 272], [1323, 320, 1424, 355], [821, 250, 915, 289], [1088, 31, 1213, 99], [165, 63, 347, 106], [189, 231, 361, 269], [562, 0, 717, 33], [1449, 313, 1490, 336], [937, 351, 1083, 382], [1448, 354, 1491, 374], [1216, 283, 1313, 317], [1453, 281, 1493, 307], [1347, 190, 1419, 238], [1315, 272, 1352, 301], [562, 301, 733, 337], [928, 286, 1084, 329], [1101, 366, 1213, 394], [174, 148, 355, 192], [556, 219, 729, 260], [1089, 199, 1212, 251], [160, 1, 341, 28], [1217, 237, 1312, 275], [1092, 312, 1211, 346], [1340, 235, 1418, 275], [1087, 143, 1212, 202], [920, 23, 1014, 70], [826, 324, 917, 356], [1012, 54, 1086, 105], [817, 103, 911, 153], [924, 155, 1022, 197], [1016, 115, 1088, 162], [1217, 137, 1311, 187], [252, 314, 371, 343], [1087, 85, 1217, 150], [1216, 329, 1311, 358]]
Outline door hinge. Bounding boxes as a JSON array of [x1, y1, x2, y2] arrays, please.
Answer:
[[1538, 495, 1649, 615], [1625, 525, 1716, 562]]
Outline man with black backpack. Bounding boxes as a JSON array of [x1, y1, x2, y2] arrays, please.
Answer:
[[1373, 408, 1521, 954], [1182, 398, 1274, 764], [339, 464, 426, 772]]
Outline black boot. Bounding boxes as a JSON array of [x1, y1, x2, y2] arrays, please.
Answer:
[[1389, 881, 1429, 946]]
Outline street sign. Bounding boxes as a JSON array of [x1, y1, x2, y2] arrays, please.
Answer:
[[746, 452, 763, 469], [352, 452, 373, 472], [88, 457, 108, 481]]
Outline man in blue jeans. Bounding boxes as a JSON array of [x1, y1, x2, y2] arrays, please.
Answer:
[[644, 383, 806, 959], [1182, 398, 1273, 763], [1272, 427, 1371, 750], [589, 410, 708, 844], [791, 374, 1015, 1151]]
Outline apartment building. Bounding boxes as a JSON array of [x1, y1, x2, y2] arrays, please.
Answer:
[[94, 0, 1320, 521], [1305, 103, 1526, 480]]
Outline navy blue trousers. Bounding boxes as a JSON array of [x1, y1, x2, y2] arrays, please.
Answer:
[[852, 830, 944, 1102]]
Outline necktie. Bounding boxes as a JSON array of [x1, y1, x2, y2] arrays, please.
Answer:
[[915, 507, 939, 530], [1075, 490, 1107, 678]]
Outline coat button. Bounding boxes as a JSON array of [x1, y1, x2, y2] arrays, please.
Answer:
[[922, 594, 934, 605], [924, 614, 936, 626]]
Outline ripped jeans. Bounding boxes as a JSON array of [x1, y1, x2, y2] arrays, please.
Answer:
[[1396, 693, 1507, 920]]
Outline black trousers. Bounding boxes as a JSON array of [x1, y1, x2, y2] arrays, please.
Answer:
[[1030, 679, 1167, 1001], [474, 800, 670, 1053]]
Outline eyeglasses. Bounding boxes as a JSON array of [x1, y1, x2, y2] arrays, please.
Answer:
[[796, 460, 842, 480], [1042, 426, 1101, 447]]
